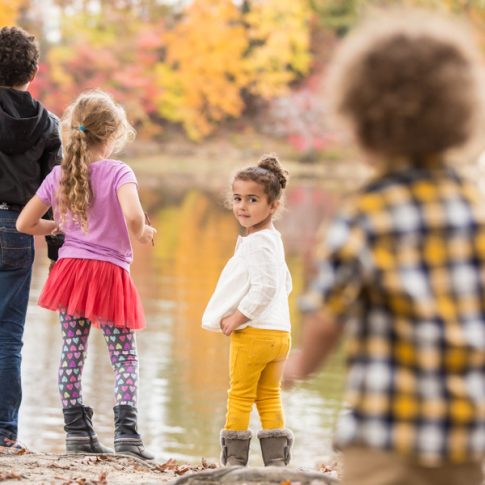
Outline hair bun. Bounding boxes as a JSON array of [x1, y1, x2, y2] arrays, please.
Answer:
[[258, 154, 289, 189]]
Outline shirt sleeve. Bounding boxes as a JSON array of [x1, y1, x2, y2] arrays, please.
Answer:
[[237, 240, 279, 320], [114, 163, 137, 191], [299, 210, 368, 323], [36, 168, 56, 206]]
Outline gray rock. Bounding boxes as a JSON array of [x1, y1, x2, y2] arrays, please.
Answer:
[[170, 466, 338, 485]]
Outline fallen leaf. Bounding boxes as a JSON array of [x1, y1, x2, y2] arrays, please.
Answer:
[[174, 465, 190, 476], [155, 458, 179, 472], [318, 463, 338, 474], [0, 471, 25, 481], [201, 457, 217, 469], [80, 456, 98, 465], [96, 471, 108, 484]]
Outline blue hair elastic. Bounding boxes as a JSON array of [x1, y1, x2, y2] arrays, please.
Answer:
[[79, 125, 86, 132]]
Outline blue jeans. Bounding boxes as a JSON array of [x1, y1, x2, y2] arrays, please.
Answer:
[[0, 210, 34, 441]]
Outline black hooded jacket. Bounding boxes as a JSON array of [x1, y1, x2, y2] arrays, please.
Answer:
[[0, 87, 63, 259]]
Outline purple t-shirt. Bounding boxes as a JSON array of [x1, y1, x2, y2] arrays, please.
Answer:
[[36, 159, 137, 271]]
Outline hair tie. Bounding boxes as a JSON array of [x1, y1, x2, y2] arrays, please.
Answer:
[[79, 125, 86, 132]]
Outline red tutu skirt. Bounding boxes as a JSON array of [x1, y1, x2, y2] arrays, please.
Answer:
[[39, 258, 145, 330]]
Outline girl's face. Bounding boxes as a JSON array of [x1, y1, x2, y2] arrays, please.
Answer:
[[232, 179, 279, 234]]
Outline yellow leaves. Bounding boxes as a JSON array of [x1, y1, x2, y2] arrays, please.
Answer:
[[0, 0, 25, 26], [156, 0, 312, 140], [246, 0, 312, 98], [156, 0, 250, 141]]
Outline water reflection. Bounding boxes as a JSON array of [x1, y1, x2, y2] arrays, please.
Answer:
[[18, 177, 346, 468]]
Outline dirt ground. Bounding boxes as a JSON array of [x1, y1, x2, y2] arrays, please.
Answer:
[[0, 446, 340, 485], [0, 446, 218, 485]]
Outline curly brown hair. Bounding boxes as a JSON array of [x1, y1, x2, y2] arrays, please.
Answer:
[[234, 154, 289, 204], [0, 26, 39, 87], [327, 9, 485, 164], [58, 89, 135, 232]]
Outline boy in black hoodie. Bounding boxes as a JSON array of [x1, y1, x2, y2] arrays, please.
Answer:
[[0, 26, 62, 448]]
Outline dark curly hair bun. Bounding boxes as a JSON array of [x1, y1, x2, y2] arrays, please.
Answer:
[[258, 154, 289, 189]]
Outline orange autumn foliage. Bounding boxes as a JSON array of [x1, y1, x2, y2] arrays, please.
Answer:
[[0, 0, 24, 26], [156, 0, 312, 140], [155, 0, 250, 141]]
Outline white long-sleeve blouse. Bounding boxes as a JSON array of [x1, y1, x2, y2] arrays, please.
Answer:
[[202, 228, 292, 333]]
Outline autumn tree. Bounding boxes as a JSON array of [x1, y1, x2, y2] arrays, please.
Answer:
[[245, 0, 312, 99], [31, 10, 164, 135], [156, 0, 313, 140], [155, 0, 250, 141]]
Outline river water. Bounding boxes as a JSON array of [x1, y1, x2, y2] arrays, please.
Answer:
[[18, 170, 350, 468]]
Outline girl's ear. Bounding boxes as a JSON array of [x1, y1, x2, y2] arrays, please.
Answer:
[[270, 200, 280, 214]]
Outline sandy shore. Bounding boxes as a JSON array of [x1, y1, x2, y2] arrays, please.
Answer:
[[0, 446, 340, 484], [0, 447, 217, 484]]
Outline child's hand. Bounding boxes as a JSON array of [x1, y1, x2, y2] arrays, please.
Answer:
[[281, 351, 304, 389], [50, 224, 62, 236], [220, 315, 241, 336], [138, 224, 157, 245], [220, 310, 248, 336]]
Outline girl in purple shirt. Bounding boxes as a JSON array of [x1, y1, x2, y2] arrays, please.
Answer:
[[17, 89, 156, 460]]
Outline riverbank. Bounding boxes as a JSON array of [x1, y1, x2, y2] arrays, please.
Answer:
[[0, 447, 216, 484], [0, 447, 340, 484]]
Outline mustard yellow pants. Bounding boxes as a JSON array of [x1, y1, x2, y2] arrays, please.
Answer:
[[225, 327, 291, 431]]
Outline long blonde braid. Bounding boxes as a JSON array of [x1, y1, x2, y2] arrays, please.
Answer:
[[57, 90, 135, 232]]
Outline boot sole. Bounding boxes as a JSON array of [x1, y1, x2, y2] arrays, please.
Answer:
[[115, 450, 155, 461]]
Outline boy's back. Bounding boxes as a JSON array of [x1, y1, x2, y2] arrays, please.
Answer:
[[0, 86, 61, 207], [313, 165, 485, 464]]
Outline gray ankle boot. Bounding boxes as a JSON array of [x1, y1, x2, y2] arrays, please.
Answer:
[[257, 428, 294, 466], [220, 429, 252, 466], [63, 405, 113, 454]]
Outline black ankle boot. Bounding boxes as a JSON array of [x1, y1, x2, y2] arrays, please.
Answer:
[[63, 405, 113, 454], [113, 405, 154, 460]]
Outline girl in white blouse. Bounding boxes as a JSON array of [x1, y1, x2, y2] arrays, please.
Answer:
[[202, 154, 293, 468]]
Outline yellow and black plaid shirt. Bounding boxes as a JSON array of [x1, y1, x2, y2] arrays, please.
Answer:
[[304, 166, 485, 464]]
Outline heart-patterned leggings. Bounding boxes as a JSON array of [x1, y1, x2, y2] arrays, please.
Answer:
[[58, 312, 138, 408]]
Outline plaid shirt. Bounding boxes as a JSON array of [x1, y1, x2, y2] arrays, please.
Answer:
[[303, 166, 485, 465]]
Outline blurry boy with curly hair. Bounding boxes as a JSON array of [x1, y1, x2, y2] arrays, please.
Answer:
[[0, 26, 62, 448], [284, 9, 485, 485]]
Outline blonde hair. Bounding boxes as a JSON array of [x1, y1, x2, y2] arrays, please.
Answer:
[[58, 89, 135, 231], [326, 8, 485, 165]]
